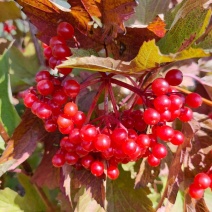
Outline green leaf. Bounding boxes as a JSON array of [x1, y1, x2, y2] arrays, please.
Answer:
[[157, 0, 211, 54], [106, 167, 154, 212], [8, 36, 40, 92], [17, 173, 46, 211], [0, 188, 24, 212], [0, 174, 46, 212], [0, 50, 20, 136], [0, 2, 21, 22]]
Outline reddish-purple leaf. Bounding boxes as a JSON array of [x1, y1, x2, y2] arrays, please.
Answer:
[[72, 168, 105, 207], [32, 132, 61, 189], [0, 110, 46, 176]]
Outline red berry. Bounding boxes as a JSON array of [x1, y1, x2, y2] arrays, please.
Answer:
[[24, 93, 38, 108], [185, 93, 202, 108], [179, 107, 193, 122], [57, 113, 74, 129], [69, 128, 81, 145], [65, 152, 79, 165], [57, 22, 75, 40], [156, 125, 174, 142], [107, 165, 119, 180], [154, 95, 171, 112], [52, 88, 68, 105], [94, 134, 111, 152], [122, 139, 137, 156], [152, 143, 167, 159], [37, 79, 54, 96], [64, 102, 78, 117], [43, 46, 52, 59], [91, 161, 104, 177], [147, 154, 160, 167], [52, 154, 65, 167], [52, 44, 71, 59], [152, 78, 170, 96], [35, 70, 51, 82], [111, 128, 128, 147], [81, 154, 94, 169], [72, 111, 86, 127], [80, 124, 98, 142], [44, 119, 57, 132], [165, 69, 183, 86], [36, 103, 52, 119], [189, 183, 204, 199], [63, 79, 80, 98], [49, 56, 58, 69], [170, 130, 184, 145], [194, 173, 211, 189], [136, 134, 150, 148], [169, 94, 184, 110], [143, 108, 160, 125], [49, 36, 66, 48]]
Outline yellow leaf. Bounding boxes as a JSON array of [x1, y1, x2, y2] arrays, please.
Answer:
[[58, 40, 210, 75]]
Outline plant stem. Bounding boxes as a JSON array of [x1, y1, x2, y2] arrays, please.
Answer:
[[108, 80, 119, 117], [0, 122, 10, 143], [176, 86, 212, 107], [110, 78, 144, 97], [28, 21, 45, 67], [85, 82, 105, 124]]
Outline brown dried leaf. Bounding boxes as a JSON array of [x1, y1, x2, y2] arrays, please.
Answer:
[[0, 110, 46, 177], [72, 168, 105, 208], [31, 132, 61, 189]]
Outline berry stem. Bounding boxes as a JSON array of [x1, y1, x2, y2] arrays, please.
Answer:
[[85, 82, 106, 124], [110, 78, 144, 97], [176, 86, 212, 107], [80, 77, 102, 91], [108, 80, 119, 117]]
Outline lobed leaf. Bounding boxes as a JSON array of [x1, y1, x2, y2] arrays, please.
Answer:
[[157, 0, 212, 53], [106, 167, 154, 212], [0, 110, 46, 177]]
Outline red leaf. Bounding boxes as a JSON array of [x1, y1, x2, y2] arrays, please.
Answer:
[[32, 132, 61, 189], [72, 169, 105, 207], [0, 110, 46, 176]]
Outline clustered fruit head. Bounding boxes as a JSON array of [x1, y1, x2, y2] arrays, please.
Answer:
[[189, 173, 212, 199], [22, 22, 204, 183]]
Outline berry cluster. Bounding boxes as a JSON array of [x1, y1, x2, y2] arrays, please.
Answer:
[[22, 22, 204, 181], [43, 22, 74, 75], [189, 172, 212, 199]]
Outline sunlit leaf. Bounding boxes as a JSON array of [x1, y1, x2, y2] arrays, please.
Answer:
[[59, 40, 210, 74], [157, 0, 211, 53]]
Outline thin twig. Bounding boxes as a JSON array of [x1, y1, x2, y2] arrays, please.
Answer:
[[28, 21, 45, 67], [0, 122, 10, 143]]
